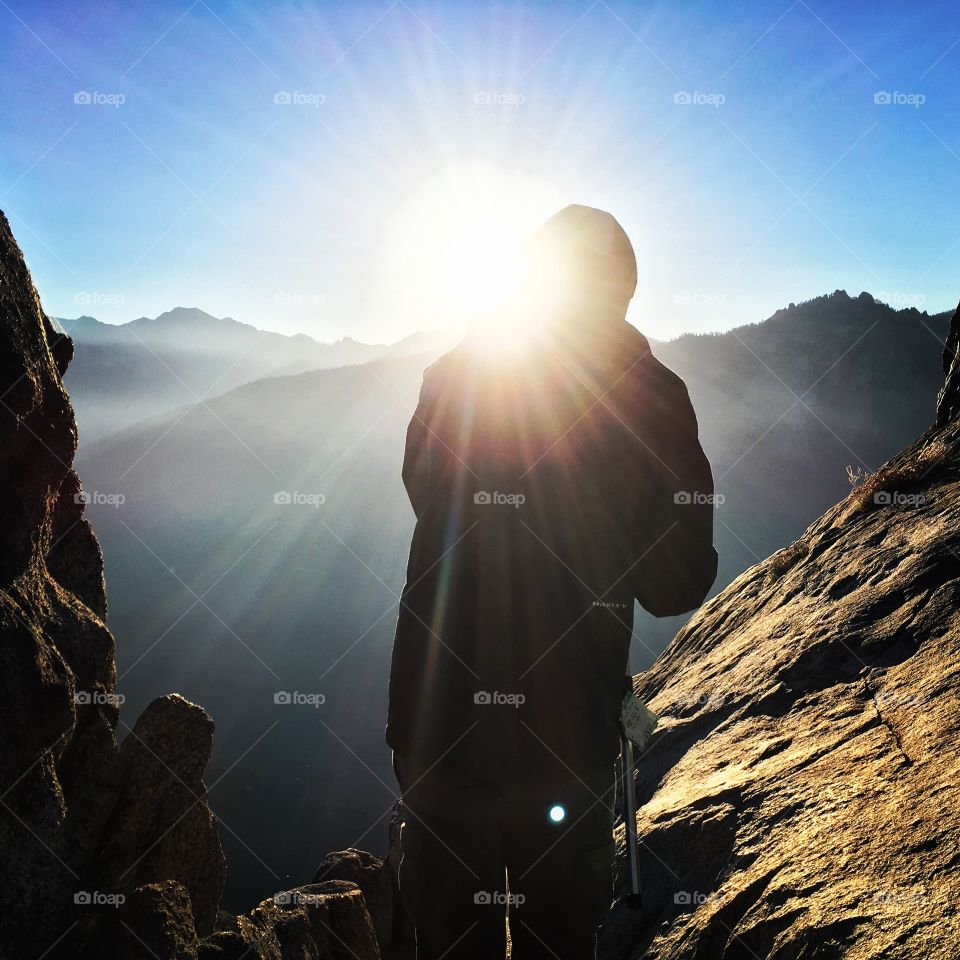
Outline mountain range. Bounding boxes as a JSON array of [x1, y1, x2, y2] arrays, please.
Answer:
[[72, 290, 952, 910], [57, 307, 455, 442]]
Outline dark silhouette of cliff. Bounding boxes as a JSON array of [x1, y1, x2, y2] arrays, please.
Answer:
[[0, 211, 382, 960]]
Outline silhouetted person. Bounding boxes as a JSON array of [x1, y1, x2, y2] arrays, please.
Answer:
[[387, 205, 717, 959]]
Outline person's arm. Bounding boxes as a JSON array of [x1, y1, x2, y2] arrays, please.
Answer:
[[631, 358, 718, 617]]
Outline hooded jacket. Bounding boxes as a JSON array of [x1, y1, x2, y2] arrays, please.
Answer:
[[386, 205, 717, 783]]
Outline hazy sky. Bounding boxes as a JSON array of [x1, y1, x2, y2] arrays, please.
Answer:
[[2, 0, 959, 343]]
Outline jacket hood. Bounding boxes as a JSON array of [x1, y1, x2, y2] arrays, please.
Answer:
[[530, 204, 638, 305]]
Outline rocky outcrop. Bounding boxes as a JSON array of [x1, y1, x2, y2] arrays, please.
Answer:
[[95, 694, 226, 936], [0, 211, 380, 960], [937, 301, 960, 426], [202, 881, 380, 959], [313, 848, 393, 951], [602, 306, 960, 956], [0, 205, 128, 953]]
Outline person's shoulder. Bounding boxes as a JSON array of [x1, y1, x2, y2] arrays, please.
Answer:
[[622, 324, 691, 398]]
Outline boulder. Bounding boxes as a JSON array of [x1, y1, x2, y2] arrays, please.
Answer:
[[314, 847, 393, 950], [78, 881, 200, 960], [200, 881, 380, 960], [94, 694, 226, 936]]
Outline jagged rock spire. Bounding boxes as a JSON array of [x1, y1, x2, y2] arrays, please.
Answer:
[[937, 301, 960, 426]]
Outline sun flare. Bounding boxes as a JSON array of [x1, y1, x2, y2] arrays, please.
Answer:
[[384, 168, 564, 337]]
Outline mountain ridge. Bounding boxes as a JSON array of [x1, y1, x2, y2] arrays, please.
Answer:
[[75, 287, 952, 911]]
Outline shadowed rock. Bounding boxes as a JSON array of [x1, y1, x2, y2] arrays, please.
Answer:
[[95, 694, 226, 936], [79, 881, 200, 960], [0, 208, 388, 958], [200, 881, 380, 959], [0, 206, 122, 952], [0, 211, 228, 956], [313, 847, 393, 951], [937, 301, 960, 426]]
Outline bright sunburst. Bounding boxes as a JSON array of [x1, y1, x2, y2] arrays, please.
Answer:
[[383, 167, 564, 333]]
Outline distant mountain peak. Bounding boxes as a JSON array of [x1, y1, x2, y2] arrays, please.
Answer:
[[132, 306, 239, 328]]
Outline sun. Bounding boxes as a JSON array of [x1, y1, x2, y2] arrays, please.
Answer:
[[439, 213, 528, 317], [383, 167, 563, 332]]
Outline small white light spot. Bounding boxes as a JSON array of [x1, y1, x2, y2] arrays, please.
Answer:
[[548, 804, 566, 823]]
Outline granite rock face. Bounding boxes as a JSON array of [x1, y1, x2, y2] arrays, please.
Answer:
[[601, 305, 960, 957], [0, 206, 128, 953]]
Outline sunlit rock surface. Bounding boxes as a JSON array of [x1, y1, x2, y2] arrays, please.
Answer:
[[602, 303, 960, 958]]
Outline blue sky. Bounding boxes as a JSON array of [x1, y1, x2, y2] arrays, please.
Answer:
[[1, 0, 959, 342]]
